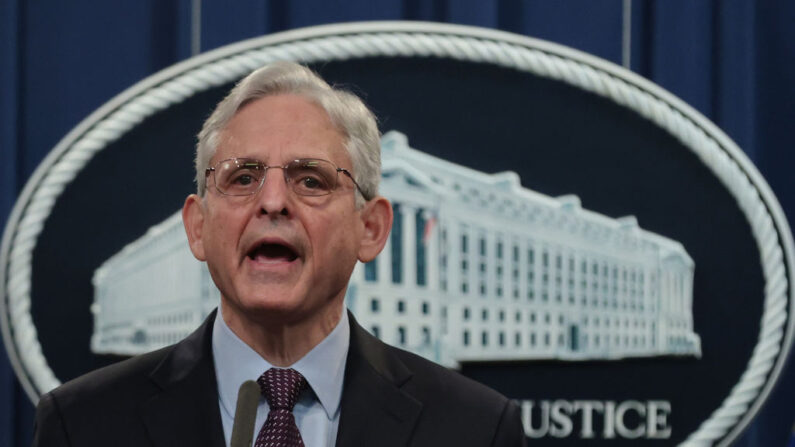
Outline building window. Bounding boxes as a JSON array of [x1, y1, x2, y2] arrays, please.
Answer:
[[422, 301, 430, 315], [463, 330, 470, 346], [515, 332, 521, 346], [480, 238, 487, 256], [481, 309, 489, 321], [371, 325, 380, 338], [482, 331, 489, 346], [464, 307, 470, 320], [398, 326, 406, 345], [397, 300, 406, 313], [422, 327, 431, 345], [370, 298, 379, 313], [497, 242, 503, 259], [365, 259, 377, 282], [531, 333, 537, 346], [461, 233, 468, 254], [391, 204, 403, 284], [499, 310, 505, 322], [499, 332, 505, 346]]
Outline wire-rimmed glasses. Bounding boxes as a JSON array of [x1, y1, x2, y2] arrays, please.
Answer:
[[205, 158, 367, 198]]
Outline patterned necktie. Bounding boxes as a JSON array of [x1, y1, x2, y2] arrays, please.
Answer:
[[255, 368, 308, 447]]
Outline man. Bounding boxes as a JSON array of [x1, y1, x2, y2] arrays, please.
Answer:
[[32, 61, 526, 446]]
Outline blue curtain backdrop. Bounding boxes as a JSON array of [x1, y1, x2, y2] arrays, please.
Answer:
[[1, 0, 793, 445]]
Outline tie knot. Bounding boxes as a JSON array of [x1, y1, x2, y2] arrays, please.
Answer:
[[257, 368, 307, 411]]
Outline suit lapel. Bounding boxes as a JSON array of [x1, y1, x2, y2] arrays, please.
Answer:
[[336, 312, 423, 447], [140, 311, 226, 447]]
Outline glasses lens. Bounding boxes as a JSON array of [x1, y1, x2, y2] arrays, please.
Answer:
[[286, 159, 337, 196], [216, 159, 264, 195]]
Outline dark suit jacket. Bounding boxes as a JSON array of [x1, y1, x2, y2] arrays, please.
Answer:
[[33, 310, 526, 446]]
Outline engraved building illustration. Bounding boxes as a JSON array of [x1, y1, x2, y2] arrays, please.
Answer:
[[91, 131, 701, 366]]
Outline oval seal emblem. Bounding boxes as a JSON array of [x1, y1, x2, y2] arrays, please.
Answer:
[[1, 22, 793, 446]]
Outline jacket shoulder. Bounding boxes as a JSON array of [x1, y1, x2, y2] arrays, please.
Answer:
[[47, 345, 172, 409], [387, 344, 510, 411], [368, 338, 526, 446], [32, 346, 176, 447]]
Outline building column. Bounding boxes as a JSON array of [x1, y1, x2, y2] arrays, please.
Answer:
[[403, 203, 417, 288], [447, 219, 460, 295], [485, 231, 496, 299], [661, 269, 671, 350], [468, 226, 478, 297], [427, 209, 439, 292], [518, 237, 528, 303], [505, 237, 514, 302], [684, 271, 694, 327]]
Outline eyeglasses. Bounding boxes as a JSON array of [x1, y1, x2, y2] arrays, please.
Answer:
[[205, 158, 368, 198]]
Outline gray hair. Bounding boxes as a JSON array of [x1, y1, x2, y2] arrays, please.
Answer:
[[195, 61, 381, 206]]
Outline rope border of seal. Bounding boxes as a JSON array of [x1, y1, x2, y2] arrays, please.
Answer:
[[1, 22, 792, 447]]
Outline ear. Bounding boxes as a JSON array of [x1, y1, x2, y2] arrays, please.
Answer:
[[357, 196, 393, 263], [182, 194, 207, 261]]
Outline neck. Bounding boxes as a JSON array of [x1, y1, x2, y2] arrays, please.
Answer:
[[220, 300, 344, 367]]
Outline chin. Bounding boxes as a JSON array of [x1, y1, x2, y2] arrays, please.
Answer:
[[242, 295, 317, 322]]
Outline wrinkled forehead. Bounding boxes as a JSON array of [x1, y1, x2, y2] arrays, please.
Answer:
[[212, 94, 351, 168]]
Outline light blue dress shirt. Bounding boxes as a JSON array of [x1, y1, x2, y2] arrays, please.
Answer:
[[212, 307, 350, 447]]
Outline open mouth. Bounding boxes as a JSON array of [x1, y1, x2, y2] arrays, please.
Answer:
[[247, 243, 299, 263]]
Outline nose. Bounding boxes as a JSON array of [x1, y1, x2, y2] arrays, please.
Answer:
[[257, 167, 290, 216]]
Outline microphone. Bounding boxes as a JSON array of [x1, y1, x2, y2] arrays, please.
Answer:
[[230, 380, 261, 447]]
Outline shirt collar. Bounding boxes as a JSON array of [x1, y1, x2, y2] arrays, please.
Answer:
[[212, 307, 349, 421]]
